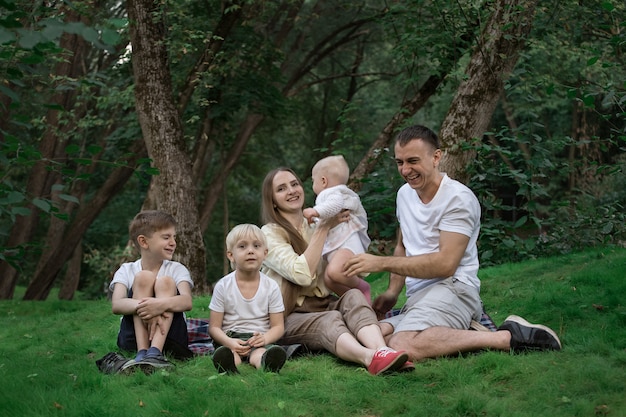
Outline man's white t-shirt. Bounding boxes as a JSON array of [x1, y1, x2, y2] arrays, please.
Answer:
[[396, 174, 481, 297], [209, 271, 284, 334]]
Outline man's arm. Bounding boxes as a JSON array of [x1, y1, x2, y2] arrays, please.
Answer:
[[371, 233, 407, 315], [344, 230, 469, 280]]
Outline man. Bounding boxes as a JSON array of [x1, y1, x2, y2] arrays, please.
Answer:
[[343, 125, 561, 361]]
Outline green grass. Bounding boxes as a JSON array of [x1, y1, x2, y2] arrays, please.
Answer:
[[1, 246, 625, 417]]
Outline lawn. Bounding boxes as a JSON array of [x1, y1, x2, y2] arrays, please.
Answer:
[[0, 246, 624, 417]]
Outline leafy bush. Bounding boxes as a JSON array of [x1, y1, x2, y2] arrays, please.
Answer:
[[80, 244, 136, 300], [466, 132, 626, 266]]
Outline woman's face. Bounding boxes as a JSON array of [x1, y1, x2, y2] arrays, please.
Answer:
[[272, 170, 305, 214]]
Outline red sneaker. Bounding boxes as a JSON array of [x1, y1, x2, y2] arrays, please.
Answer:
[[399, 361, 415, 372], [367, 348, 408, 375]]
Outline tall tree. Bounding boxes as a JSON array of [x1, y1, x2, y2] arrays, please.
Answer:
[[0, 4, 91, 299], [438, 0, 539, 182], [127, 0, 207, 292]]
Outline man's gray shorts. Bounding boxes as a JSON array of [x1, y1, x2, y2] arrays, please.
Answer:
[[381, 277, 482, 333]]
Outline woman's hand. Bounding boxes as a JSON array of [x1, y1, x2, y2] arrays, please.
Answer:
[[318, 209, 350, 229]]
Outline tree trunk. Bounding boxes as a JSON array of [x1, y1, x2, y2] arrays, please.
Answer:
[[0, 6, 89, 299], [439, 0, 539, 183], [22, 144, 144, 300], [127, 0, 208, 294], [198, 113, 265, 231], [349, 74, 448, 192], [58, 243, 83, 300]]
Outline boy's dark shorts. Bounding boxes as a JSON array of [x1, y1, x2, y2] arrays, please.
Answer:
[[117, 312, 193, 360], [116, 287, 193, 359]]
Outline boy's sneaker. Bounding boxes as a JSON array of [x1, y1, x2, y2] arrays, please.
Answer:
[[367, 348, 408, 375], [136, 353, 173, 374], [498, 315, 562, 352], [95, 352, 135, 374], [261, 345, 287, 373], [212, 346, 238, 374]]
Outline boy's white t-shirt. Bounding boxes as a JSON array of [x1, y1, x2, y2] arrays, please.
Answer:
[[109, 259, 194, 291], [209, 271, 284, 334], [396, 174, 481, 297]]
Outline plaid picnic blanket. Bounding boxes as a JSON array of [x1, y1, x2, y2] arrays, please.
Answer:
[[186, 318, 214, 356]]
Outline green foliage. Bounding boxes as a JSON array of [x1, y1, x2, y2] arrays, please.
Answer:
[[1, 247, 625, 416], [466, 131, 626, 265], [80, 244, 136, 300], [2, 0, 626, 297]]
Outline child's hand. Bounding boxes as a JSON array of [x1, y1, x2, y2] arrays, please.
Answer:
[[303, 207, 319, 224], [136, 297, 165, 320], [246, 332, 266, 348], [147, 312, 171, 340], [230, 339, 251, 357]]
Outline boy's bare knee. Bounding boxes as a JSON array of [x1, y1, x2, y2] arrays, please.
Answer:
[[133, 271, 156, 296], [155, 275, 176, 296]]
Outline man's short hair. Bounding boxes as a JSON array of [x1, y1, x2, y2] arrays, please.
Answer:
[[394, 125, 440, 150]]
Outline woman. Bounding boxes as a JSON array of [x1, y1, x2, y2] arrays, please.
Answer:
[[259, 167, 412, 375]]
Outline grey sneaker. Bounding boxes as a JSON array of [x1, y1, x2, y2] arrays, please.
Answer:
[[498, 315, 562, 352], [261, 345, 287, 373], [95, 352, 135, 374], [136, 353, 173, 374], [212, 346, 238, 374]]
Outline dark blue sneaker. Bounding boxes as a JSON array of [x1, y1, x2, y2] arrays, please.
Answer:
[[136, 353, 173, 374], [498, 315, 562, 352], [261, 345, 287, 373], [212, 346, 238, 374]]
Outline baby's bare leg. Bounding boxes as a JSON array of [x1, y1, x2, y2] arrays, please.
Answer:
[[325, 249, 371, 302]]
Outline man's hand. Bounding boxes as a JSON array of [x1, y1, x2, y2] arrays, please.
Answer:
[[372, 290, 399, 319], [343, 253, 382, 277]]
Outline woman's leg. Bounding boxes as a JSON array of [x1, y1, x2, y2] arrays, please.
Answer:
[[332, 289, 387, 349]]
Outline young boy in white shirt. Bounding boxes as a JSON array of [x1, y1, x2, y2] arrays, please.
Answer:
[[209, 224, 287, 374], [109, 210, 194, 373]]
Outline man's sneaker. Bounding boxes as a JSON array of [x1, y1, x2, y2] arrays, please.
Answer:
[[367, 348, 408, 375], [261, 345, 287, 373], [212, 346, 238, 374], [95, 352, 135, 374], [498, 315, 562, 352], [136, 353, 173, 374]]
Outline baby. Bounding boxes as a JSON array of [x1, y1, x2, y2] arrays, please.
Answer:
[[303, 155, 371, 303]]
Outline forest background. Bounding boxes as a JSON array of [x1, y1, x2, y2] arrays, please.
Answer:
[[0, 0, 624, 300]]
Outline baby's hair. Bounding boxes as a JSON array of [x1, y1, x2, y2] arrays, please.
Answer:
[[312, 155, 349, 185], [129, 210, 177, 250]]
